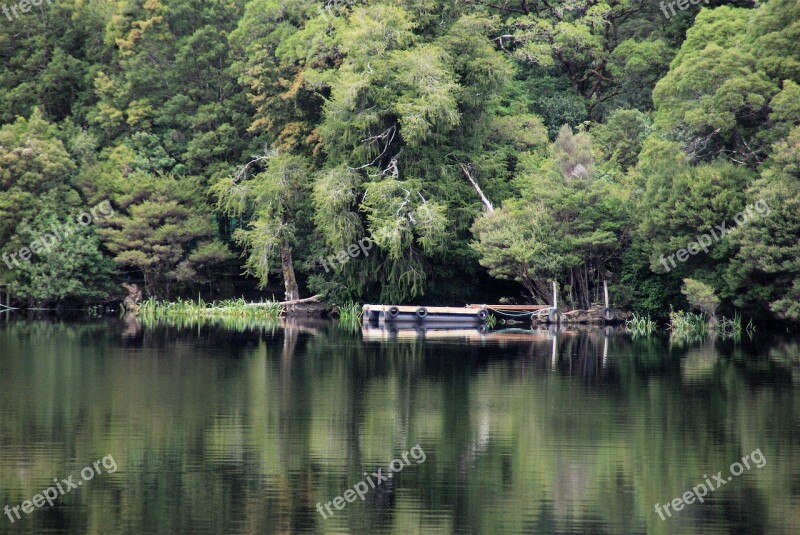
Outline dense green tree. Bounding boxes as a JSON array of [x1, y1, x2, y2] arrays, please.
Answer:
[[471, 201, 568, 303], [481, 0, 676, 122], [90, 0, 253, 179], [681, 278, 720, 321], [473, 126, 629, 308], [306, 8, 517, 301], [726, 126, 800, 321], [5, 208, 116, 307], [228, 0, 323, 155], [591, 109, 651, 171], [0, 110, 79, 284], [0, 0, 115, 124], [86, 147, 231, 298], [632, 137, 755, 297]]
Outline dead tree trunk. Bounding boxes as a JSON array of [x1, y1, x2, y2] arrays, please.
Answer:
[[460, 164, 494, 214]]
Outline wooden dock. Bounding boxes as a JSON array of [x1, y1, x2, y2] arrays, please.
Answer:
[[362, 304, 489, 325], [363, 283, 619, 326]]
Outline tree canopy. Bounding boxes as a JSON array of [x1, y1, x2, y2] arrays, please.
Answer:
[[0, 0, 797, 322]]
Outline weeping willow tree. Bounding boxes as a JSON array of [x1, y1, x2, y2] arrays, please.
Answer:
[[311, 166, 448, 302], [301, 7, 510, 302], [212, 152, 310, 301]]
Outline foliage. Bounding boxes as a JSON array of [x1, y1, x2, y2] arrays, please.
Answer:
[[5, 210, 117, 307], [96, 170, 231, 299], [726, 126, 800, 321], [0, 0, 798, 323], [668, 309, 709, 338], [471, 201, 567, 303], [0, 110, 77, 254], [681, 278, 720, 320], [591, 109, 651, 171], [212, 152, 311, 299]]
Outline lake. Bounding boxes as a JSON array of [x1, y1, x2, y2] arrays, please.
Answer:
[[0, 318, 798, 534]]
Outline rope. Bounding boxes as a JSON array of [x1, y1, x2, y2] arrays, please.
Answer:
[[485, 307, 555, 319]]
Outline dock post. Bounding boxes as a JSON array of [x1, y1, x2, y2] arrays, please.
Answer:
[[1, 287, 9, 321], [552, 281, 557, 310], [601, 280, 616, 322], [547, 281, 562, 324]]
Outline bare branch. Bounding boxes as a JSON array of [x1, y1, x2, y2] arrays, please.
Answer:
[[348, 125, 397, 171], [234, 149, 278, 183], [460, 164, 494, 214]]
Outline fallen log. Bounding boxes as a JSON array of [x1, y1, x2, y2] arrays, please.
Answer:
[[280, 294, 327, 317], [278, 294, 324, 306]]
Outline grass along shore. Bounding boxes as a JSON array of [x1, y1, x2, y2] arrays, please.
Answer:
[[139, 297, 283, 321]]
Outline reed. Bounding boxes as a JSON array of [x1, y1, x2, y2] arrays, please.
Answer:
[[337, 301, 362, 322], [335, 301, 362, 332], [625, 313, 657, 337], [716, 313, 743, 339], [668, 309, 708, 337], [139, 296, 283, 320]]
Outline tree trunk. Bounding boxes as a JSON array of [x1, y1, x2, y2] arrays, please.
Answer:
[[122, 283, 142, 314], [583, 265, 590, 309], [280, 246, 300, 302]]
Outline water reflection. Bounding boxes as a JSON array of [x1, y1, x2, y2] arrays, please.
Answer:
[[0, 319, 797, 534]]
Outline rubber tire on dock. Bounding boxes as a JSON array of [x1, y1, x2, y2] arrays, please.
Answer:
[[548, 308, 562, 324], [601, 307, 616, 322], [476, 309, 488, 321], [415, 307, 428, 319], [387, 306, 401, 319]]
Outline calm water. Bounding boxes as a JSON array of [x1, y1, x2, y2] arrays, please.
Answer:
[[0, 318, 798, 534]]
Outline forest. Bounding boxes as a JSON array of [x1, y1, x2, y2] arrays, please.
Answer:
[[0, 0, 798, 323]]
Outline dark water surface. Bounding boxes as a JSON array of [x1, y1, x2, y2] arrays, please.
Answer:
[[0, 319, 798, 534]]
